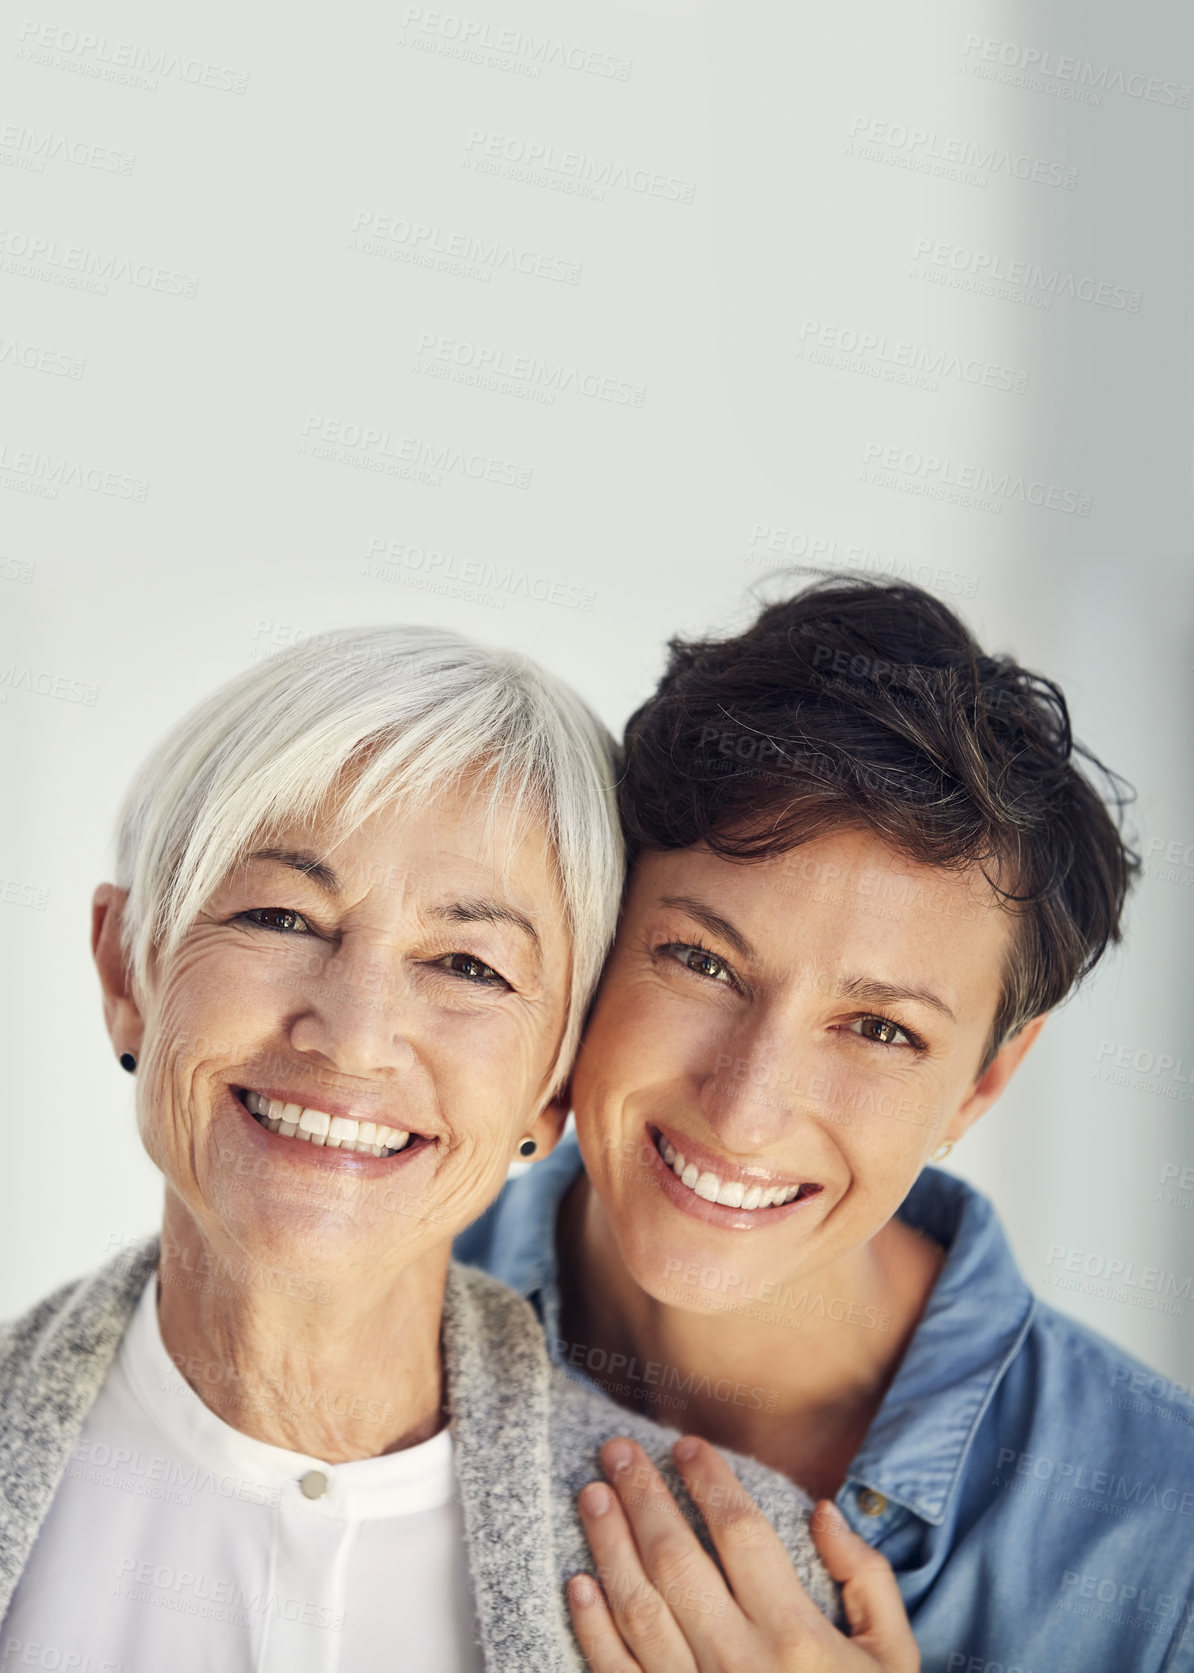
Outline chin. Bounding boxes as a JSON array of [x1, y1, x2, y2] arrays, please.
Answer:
[[211, 1181, 384, 1277]]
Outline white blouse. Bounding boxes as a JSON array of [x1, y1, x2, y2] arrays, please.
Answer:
[[2, 1277, 485, 1672]]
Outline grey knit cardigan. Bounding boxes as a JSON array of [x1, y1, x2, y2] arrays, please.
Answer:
[[0, 1239, 839, 1670]]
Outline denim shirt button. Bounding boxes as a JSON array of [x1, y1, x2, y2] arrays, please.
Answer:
[[856, 1488, 887, 1517]]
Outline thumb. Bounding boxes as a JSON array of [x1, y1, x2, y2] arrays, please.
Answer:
[[809, 1500, 919, 1670]]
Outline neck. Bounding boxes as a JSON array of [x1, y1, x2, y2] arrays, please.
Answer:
[[156, 1193, 447, 1463], [559, 1178, 943, 1501]]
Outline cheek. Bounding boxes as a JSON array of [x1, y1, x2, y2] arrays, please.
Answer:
[[152, 946, 286, 1055], [578, 982, 698, 1098]]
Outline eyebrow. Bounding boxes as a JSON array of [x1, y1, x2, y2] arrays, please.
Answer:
[[658, 895, 755, 961], [838, 975, 957, 1023], [428, 897, 541, 952], [656, 894, 957, 1022], [249, 848, 342, 893]]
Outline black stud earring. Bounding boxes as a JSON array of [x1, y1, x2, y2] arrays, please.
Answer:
[[518, 1136, 538, 1158], [119, 1052, 137, 1074]]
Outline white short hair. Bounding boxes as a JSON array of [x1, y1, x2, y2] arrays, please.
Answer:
[[115, 625, 624, 1093]]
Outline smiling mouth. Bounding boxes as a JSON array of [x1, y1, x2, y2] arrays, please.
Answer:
[[239, 1089, 420, 1158], [653, 1128, 822, 1212]]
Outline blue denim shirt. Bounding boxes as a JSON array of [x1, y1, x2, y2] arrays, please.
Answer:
[[456, 1132, 1194, 1672]]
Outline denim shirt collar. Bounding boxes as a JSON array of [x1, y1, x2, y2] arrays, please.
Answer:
[[844, 1167, 1036, 1525], [480, 1131, 1037, 1530]]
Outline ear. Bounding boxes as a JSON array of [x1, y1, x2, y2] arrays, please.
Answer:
[[92, 884, 145, 1063], [524, 1078, 573, 1161], [946, 1013, 1049, 1145]]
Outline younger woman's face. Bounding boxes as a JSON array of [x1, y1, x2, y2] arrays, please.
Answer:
[[570, 827, 1021, 1312]]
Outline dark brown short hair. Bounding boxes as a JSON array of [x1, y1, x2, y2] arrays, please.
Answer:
[[618, 579, 1139, 1069]]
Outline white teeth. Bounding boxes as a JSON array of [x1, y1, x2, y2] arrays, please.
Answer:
[[242, 1092, 415, 1157], [656, 1133, 806, 1214]]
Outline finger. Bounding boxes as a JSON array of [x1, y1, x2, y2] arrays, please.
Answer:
[[567, 1574, 643, 1672], [598, 1439, 736, 1634], [669, 1435, 821, 1630], [810, 1500, 919, 1668], [577, 1477, 697, 1672]]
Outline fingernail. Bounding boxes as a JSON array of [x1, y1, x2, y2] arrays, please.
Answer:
[[581, 1481, 613, 1516], [604, 1439, 634, 1474], [673, 1435, 700, 1464], [570, 1575, 600, 1607]]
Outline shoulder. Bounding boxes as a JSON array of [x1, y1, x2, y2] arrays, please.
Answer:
[[972, 1295, 1194, 1574], [0, 1238, 158, 1597], [544, 1359, 842, 1627], [0, 1237, 158, 1383], [1015, 1298, 1194, 1464]]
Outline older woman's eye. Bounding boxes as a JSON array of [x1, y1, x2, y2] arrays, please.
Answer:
[[437, 951, 511, 988], [238, 907, 311, 934], [661, 942, 734, 984]]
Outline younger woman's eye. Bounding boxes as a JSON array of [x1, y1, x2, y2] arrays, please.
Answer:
[[660, 942, 735, 985], [437, 951, 511, 989], [849, 1014, 922, 1049], [238, 908, 312, 934]]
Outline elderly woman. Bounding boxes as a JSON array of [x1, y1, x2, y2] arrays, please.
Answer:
[[459, 579, 1194, 1672], [0, 624, 888, 1673]]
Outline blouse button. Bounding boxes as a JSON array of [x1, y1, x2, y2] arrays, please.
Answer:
[[857, 1488, 888, 1517], [299, 1469, 330, 1500]]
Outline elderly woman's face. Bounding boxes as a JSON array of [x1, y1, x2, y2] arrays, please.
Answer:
[[124, 784, 571, 1278]]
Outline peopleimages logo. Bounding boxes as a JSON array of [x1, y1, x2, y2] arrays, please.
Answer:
[[911, 239, 1141, 312], [796, 319, 1029, 394], [298, 416, 533, 490], [860, 443, 1091, 517], [959, 34, 1191, 108], [463, 129, 696, 203], [847, 115, 1078, 189], [0, 123, 136, 175], [16, 20, 250, 93], [412, 333, 646, 407], [401, 8, 632, 79], [0, 441, 148, 501], [350, 212, 582, 286], [0, 228, 198, 298]]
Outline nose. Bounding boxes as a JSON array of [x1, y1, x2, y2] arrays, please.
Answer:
[[697, 1014, 805, 1153], [285, 936, 419, 1080]]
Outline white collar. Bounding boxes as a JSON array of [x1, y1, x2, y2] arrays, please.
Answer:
[[115, 1275, 456, 1520]]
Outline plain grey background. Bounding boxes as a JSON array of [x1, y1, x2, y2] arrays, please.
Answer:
[[2, 1, 1192, 1385]]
